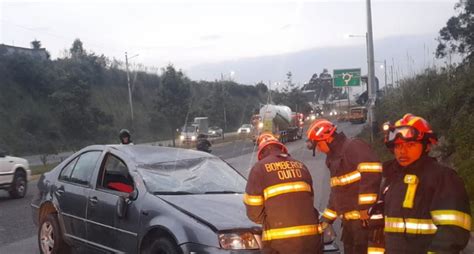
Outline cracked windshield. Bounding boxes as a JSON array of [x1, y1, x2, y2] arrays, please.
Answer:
[[1, 0, 473, 253]]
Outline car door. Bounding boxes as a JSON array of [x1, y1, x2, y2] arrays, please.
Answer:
[[56, 150, 102, 242], [0, 153, 12, 185], [86, 151, 139, 253]]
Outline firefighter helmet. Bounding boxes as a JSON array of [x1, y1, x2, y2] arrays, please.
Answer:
[[257, 133, 277, 145], [257, 134, 288, 160], [306, 119, 337, 142], [384, 114, 437, 147]]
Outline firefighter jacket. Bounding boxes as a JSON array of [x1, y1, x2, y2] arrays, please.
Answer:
[[244, 152, 322, 254], [383, 155, 471, 253], [321, 132, 383, 223]]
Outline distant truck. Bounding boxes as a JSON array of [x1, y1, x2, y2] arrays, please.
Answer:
[[180, 117, 209, 143], [251, 104, 304, 143], [349, 106, 368, 124]]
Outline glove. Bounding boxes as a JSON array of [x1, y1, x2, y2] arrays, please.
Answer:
[[359, 209, 370, 228], [368, 200, 384, 216]]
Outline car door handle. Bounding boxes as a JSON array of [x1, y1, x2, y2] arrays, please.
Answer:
[[89, 197, 98, 205]]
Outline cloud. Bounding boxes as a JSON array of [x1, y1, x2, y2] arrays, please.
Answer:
[[200, 34, 222, 41]]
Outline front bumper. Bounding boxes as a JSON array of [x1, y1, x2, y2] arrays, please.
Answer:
[[180, 243, 260, 253], [179, 242, 340, 253]]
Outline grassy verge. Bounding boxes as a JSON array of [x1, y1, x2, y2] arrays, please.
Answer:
[[30, 162, 60, 176]]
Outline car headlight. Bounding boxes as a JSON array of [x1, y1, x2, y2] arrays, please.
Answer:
[[211, 131, 216, 134], [180, 135, 185, 140], [218, 232, 260, 250], [334, 112, 338, 115], [330, 112, 333, 116], [191, 135, 196, 141], [311, 115, 316, 120]]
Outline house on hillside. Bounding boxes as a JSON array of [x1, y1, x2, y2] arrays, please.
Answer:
[[0, 44, 49, 60]]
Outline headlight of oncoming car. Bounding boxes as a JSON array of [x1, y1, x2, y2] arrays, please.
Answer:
[[191, 135, 196, 141], [218, 232, 260, 250], [258, 122, 264, 129], [180, 135, 185, 140]]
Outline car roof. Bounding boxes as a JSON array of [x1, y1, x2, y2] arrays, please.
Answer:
[[84, 144, 213, 165]]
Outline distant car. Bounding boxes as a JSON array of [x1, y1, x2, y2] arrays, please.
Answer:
[[208, 126, 223, 137], [0, 148, 31, 198], [329, 109, 338, 117], [31, 145, 262, 254], [237, 124, 253, 134]]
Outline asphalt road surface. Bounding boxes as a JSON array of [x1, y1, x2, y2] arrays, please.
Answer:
[[6, 122, 471, 253]]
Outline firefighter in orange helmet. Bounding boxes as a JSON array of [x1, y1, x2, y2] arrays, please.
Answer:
[[381, 114, 471, 253], [244, 133, 322, 254], [306, 119, 383, 254]]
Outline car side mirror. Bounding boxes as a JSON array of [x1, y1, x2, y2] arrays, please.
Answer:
[[128, 189, 138, 201], [116, 196, 127, 218], [0, 149, 6, 157], [116, 189, 138, 218]]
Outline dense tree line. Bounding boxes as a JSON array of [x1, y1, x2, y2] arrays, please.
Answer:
[[0, 39, 312, 155]]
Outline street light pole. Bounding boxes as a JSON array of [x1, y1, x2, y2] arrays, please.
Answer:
[[366, 0, 377, 142], [125, 52, 139, 124], [125, 52, 134, 123]]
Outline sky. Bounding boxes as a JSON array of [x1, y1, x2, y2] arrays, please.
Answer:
[[0, 0, 459, 81]]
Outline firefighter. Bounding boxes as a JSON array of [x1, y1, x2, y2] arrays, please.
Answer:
[[306, 119, 383, 254], [119, 129, 133, 145], [381, 114, 471, 253], [244, 133, 322, 254]]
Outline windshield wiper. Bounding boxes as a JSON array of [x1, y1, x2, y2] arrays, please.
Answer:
[[153, 191, 194, 195], [203, 191, 243, 194]]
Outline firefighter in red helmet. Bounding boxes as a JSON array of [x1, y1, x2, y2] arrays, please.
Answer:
[[381, 114, 471, 253], [306, 119, 384, 254], [244, 133, 322, 253]]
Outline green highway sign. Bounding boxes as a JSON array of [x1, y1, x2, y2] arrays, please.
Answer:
[[333, 68, 361, 87]]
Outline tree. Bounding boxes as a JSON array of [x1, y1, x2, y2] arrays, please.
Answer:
[[70, 38, 85, 57], [436, 0, 474, 60], [31, 40, 41, 49], [155, 65, 191, 146]]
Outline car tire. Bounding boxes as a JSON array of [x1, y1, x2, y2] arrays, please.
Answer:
[[38, 214, 70, 254], [144, 237, 180, 254], [9, 173, 27, 199]]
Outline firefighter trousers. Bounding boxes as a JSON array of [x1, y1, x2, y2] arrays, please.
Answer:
[[341, 220, 370, 254]]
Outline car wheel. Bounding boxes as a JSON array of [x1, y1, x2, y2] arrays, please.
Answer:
[[9, 174, 27, 198], [38, 214, 70, 254], [145, 237, 180, 254]]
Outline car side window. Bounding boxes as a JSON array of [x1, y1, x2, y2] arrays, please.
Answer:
[[59, 157, 79, 181], [98, 154, 134, 193], [69, 151, 102, 186]]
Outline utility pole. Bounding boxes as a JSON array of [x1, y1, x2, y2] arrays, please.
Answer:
[[366, 0, 376, 142], [125, 52, 134, 123], [390, 65, 394, 87], [384, 59, 387, 88]]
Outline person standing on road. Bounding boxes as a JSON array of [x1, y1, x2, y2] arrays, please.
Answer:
[[196, 134, 212, 153], [244, 133, 323, 254], [381, 114, 471, 253], [306, 119, 384, 254], [119, 129, 133, 145]]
